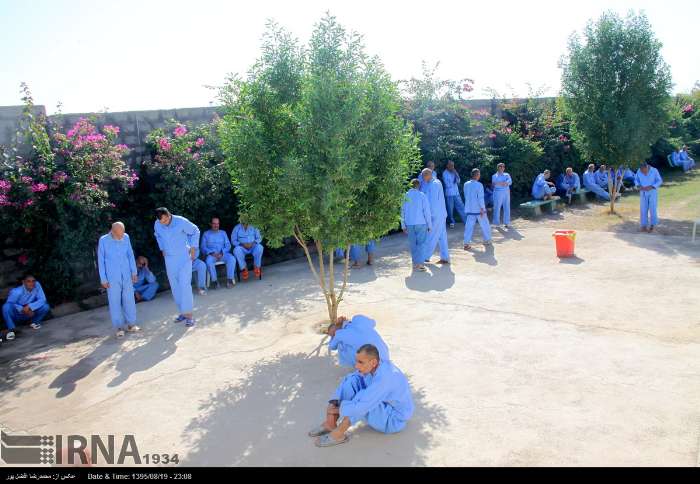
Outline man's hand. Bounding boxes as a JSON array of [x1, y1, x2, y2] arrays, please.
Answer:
[[161, 251, 165, 257], [326, 404, 340, 416], [132, 274, 138, 284], [336, 315, 348, 325], [215, 252, 223, 261], [480, 208, 486, 217], [101, 282, 110, 289], [190, 248, 196, 260], [22, 305, 33, 316], [243, 242, 253, 249]]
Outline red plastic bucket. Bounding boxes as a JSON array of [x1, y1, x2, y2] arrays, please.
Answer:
[[553, 230, 576, 258]]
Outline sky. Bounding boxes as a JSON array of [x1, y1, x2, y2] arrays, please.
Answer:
[[1, 0, 698, 114]]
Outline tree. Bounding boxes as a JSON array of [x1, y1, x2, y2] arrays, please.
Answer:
[[219, 15, 419, 323], [560, 11, 672, 213], [401, 62, 491, 180]]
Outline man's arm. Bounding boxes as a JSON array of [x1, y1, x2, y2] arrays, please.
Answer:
[[183, 219, 200, 250], [254, 228, 262, 245], [126, 236, 138, 279], [28, 283, 47, 311], [7, 288, 24, 312], [339, 375, 389, 421], [231, 227, 241, 247], [653, 170, 663, 189], [97, 237, 108, 285], [223, 232, 232, 253], [422, 196, 432, 231]]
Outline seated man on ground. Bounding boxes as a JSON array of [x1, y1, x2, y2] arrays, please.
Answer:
[[327, 315, 390, 368], [2, 274, 51, 341], [679, 146, 696, 172], [231, 216, 264, 280], [134, 256, 159, 302], [557, 167, 581, 203], [201, 217, 236, 289], [349, 241, 376, 267], [531, 170, 557, 200], [595, 164, 609, 190], [582, 164, 611, 201], [309, 344, 414, 447]]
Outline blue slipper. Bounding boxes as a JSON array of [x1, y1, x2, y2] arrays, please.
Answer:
[[174, 315, 186, 323]]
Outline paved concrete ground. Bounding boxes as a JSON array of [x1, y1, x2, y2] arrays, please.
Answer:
[[1, 224, 699, 466]]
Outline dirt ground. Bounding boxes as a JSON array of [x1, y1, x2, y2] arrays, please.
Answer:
[[1, 171, 699, 467]]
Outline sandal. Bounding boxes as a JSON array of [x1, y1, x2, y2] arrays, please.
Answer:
[[308, 424, 331, 438], [126, 325, 141, 333], [315, 433, 349, 447], [116, 330, 125, 338]]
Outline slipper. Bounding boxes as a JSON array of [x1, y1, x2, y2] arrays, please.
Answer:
[[315, 434, 349, 447], [126, 325, 141, 333], [308, 425, 331, 438]]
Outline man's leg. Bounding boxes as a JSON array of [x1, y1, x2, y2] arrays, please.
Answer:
[[464, 215, 477, 245], [193, 259, 206, 290], [349, 245, 362, 266], [31, 303, 50, 324], [252, 244, 264, 268], [121, 278, 137, 326], [478, 214, 492, 242], [233, 246, 246, 271], [205, 255, 219, 283], [140, 282, 159, 301], [649, 190, 659, 227], [640, 192, 649, 229], [165, 257, 182, 314], [453, 194, 466, 223], [106, 280, 126, 330], [366, 403, 407, 434], [493, 191, 503, 225], [2, 303, 18, 331], [365, 240, 376, 264], [423, 217, 441, 261], [407, 226, 418, 266], [446, 196, 455, 225], [178, 257, 194, 316], [437, 221, 449, 261], [223, 253, 236, 281], [503, 191, 511, 225]]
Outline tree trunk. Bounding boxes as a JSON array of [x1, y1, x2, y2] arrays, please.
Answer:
[[292, 226, 351, 324]]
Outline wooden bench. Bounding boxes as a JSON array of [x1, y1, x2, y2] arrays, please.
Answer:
[[566, 189, 593, 204], [518, 197, 561, 217]]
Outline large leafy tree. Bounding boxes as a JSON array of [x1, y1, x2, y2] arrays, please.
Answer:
[[560, 11, 672, 212], [219, 16, 419, 322]]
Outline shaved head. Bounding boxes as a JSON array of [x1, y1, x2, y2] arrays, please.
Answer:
[[111, 221, 125, 240]]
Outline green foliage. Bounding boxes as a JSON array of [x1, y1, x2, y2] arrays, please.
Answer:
[[560, 11, 673, 167], [401, 63, 490, 180], [220, 16, 419, 250]]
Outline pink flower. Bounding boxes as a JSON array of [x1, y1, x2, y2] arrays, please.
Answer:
[[23, 199, 34, 208], [158, 138, 172, 152], [115, 144, 129, 152], [0, 179, 11, 192], [0, 194, 10, 206], [193, 153, 200, 160], [195, 137, 205, 148], [186, 147, 192, 153], [682, 104, 694, 114], [18, 254, 29, 265], [488, 133, 497, 140], [173, 125, 188, 138], [558, 134, 569, 142], [505, 127, 512, 134], [52, 171, 68, 183], [21, 176, 33, 184], [103, 125, 120, 136], [30, 183, 48, 193]]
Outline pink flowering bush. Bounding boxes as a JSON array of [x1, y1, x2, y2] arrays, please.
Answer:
[[143, 120, 236, 228], [0, 85, 137, 301]]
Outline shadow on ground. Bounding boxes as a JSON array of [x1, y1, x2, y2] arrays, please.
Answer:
[[404, 263, 455, 292], [180, 353, 447, 466], [611, 219, 700, 260]]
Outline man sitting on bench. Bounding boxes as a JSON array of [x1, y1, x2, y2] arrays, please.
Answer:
[[231, 215, 264, 280], [583, 164, 611, 201], [531, 170, 557, 200], [557, 167, 581, 203]]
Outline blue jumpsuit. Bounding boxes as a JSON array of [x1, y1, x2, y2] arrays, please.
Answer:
[[333, 360, 414, 434], [2, 282, 50, 330], [635, 167, 663, 228], [442, 170, 465, 224], [421, 178, 449, 261], [594, 169, 609, 189], [231, 224, 264, 268], [491, 172, 512, 225], [192, 248, 207, 290], [97, 232, 138, 330], [557, 173, 581, 196], [400, 188, 432, 266], [349, 241, 376, 264], [201, 229, 236, 282], [583, 170, 610, 201], [329, 315, 390, 368], [154, 215, 200, 315], [531, 173, 556, 200], [133, 267, 159, 301], [463, 180, 492, 244], [679, 151, 696, 172]]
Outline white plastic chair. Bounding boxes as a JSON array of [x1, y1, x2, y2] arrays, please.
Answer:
[[205, 260, 226, 287]]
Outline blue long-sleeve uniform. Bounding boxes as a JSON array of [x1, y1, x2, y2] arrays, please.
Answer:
[[635, 167, 663, 227], [154, 215, 199, 314], [332, 360, 414, 434], [421, 178, 449, 261], [2, 282, 50, 330], [595, 169, 609, 188], [583, 170, 610, 200], [401, 188, 432, 266], [201, 229, 236, 282], [98, 232, 138, 329], [491, 172, 512, 225], [679, 151, 696, 172], [329, 315, 390, 368], [463, 180, 492, 244], [231, 224, 264, 268], [134, 267, 159, 301], [531, 173, 556, 200], [442, 170, 465, 224], [557, 173, 581, 195]]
